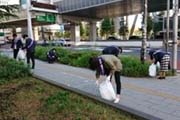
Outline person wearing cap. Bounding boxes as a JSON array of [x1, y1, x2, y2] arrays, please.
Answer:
[[148, 49, 170, 79]]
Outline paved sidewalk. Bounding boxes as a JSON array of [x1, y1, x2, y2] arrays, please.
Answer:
[[32, 60, 180, 120], [1, 49, 180, 120]]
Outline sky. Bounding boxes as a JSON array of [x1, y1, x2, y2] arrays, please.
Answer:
[[0, 0, 19, 5]]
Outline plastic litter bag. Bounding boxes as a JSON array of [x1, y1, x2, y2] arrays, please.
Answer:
[[149, 63, 157, 77], [99, 76, 116, 101], [17, 49, 26, 60]]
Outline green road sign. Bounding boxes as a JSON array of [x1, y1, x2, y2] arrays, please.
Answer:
[[36, 15, 46, 22], [36, 14, 56, 23], [46, 14, 56, 23], [0, 32, 4, 36]]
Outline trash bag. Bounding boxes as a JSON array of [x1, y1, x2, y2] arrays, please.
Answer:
[[99, 76, 116, 101], [149, 63, 157, 77], [17, 49, 26, 60]]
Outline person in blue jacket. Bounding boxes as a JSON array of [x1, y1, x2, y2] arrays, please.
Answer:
[[47, 48, 58, 63], [22, 34, 36, 69], [148, 49, 170, 79]]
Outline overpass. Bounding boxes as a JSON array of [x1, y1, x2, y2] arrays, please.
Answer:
[[55, 0, 174, 19], [53, 0, 175, 42]]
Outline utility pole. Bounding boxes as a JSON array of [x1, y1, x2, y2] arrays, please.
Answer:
[[172, 0, 179, 74], [26, 0, 33, 39], [141, 0, 148, 63], [166, 0, 170, 52]]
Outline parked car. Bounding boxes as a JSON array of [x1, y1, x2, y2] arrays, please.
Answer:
[[129, 36, 141, 40], [107, 36, 119, 40]]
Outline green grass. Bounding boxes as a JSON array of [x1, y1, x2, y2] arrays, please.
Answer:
[[0, 77, 145, 120]]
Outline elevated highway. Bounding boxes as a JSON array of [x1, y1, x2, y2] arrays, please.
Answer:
[[55, 0, 174, 19]]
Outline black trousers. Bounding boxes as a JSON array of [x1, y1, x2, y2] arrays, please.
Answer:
[[13, 49, 19, 59], [27, 51, 35, 69], [114, 71, 121, 95]]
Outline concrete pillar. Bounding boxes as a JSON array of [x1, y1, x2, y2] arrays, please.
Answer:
[[89, 21, 97, 41], [113, 17, 120, 38], [21, 27, 28, 35], [70, 24, 80, 42], [33, 27, 39, 41]]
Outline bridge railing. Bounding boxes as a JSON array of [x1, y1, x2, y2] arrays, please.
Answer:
[[55, 0, 121, 13]]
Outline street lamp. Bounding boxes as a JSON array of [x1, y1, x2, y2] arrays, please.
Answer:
[[172, 0, 179, 74], [141, 0, 148, 64], [26, 0, 33, 39]]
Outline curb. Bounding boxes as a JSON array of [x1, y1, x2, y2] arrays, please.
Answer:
[[33, 73, 162, 120]]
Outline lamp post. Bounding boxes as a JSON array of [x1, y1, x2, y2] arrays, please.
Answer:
[[141, 0, 148, 63], [166, 0, 170, 52], [172, 0, 179, 74], [26, 0, 33, 39]]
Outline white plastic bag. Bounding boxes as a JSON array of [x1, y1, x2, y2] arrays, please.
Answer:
[[149, 63, 157, 77], [99, 76, 116, 101], [17, 49, 26, 60]]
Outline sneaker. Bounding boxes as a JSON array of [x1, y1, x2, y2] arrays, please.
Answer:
[[114, 97, 120, 103], [158, 77, 165, 80]]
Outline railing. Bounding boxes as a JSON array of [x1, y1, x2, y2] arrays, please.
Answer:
[[55, 0, 122, 13]]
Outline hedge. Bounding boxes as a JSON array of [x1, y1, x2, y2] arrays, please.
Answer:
[[0, 55, 30, 84], [35, 46, 151, 77]]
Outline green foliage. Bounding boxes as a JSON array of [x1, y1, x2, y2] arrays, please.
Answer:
[[35, 46, 50, 61], [119, 26, 128, 37], [147, 16, 153, 37], [35, 46, 151, 77], [101, 18, 114, 38], [55, 32, 63, 38], [44, 91, 70, 113], [121, 56, 150, 77], [0, 5, 19, 19], [0, 55, 30, 83], [73, 51, 99, 67]]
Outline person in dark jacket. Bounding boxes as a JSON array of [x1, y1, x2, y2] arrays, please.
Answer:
[[11, 33, 23, 59], [102, 46, 122, 57], [149, 49, 170, 79], [89, 55, 123, 103], [22, 34, 36, 69], [47, 48, 58, 63]]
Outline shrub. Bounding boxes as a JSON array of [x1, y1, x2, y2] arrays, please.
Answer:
[[35, 46, 151, 77], [0, 55, 30, 83], [72, 51, 99, 67], [121, 56, 150, 77], [35, 46, 51, 61]]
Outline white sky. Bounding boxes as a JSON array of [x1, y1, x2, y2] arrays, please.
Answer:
[[0, 0, 19, 5]]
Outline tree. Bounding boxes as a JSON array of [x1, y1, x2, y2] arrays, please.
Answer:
[[119, 26, 128, 40], [101, 18, 114, 38], [0, 5, 18, 20], [147, 16, 153, 38], [0, 5, 19, 29]]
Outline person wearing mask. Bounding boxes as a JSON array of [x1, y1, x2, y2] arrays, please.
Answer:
[[89, 55, 122, 103], [47, 48, 58, 63], [22, 34, 36, 69], [11, 33, 23, 59], [102, 46, 122, 57], [148, 49, 170, 79]]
